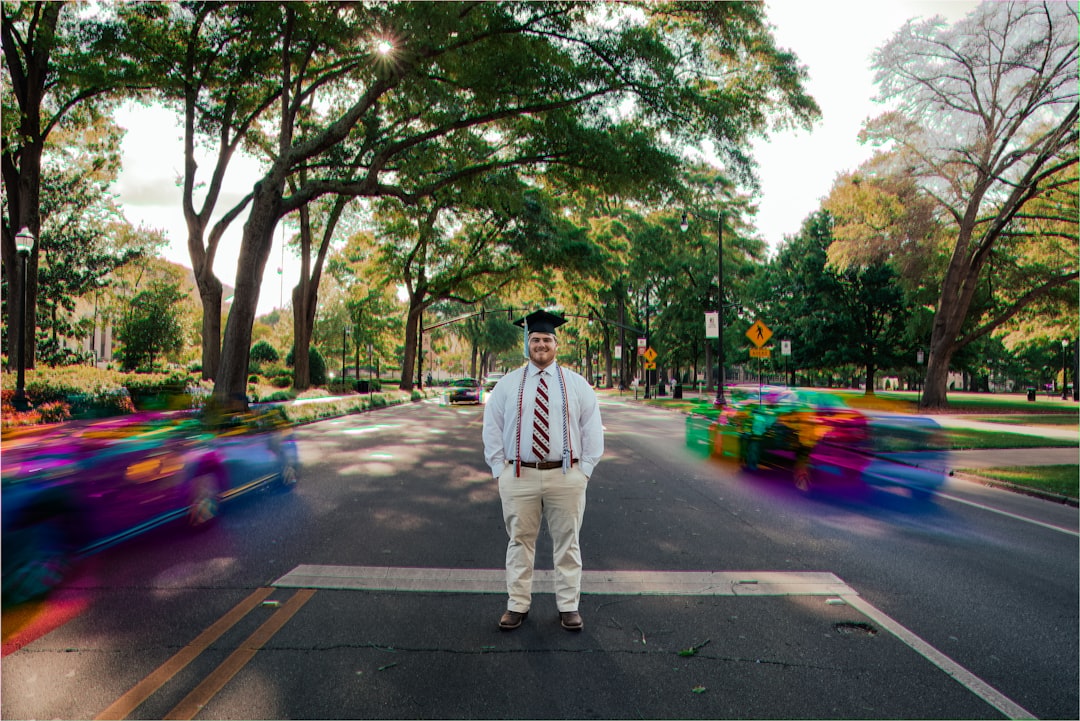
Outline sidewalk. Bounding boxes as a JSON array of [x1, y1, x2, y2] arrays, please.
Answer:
[[926, 413, 1080, 442]]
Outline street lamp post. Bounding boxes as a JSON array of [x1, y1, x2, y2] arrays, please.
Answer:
[[13, 228, 35, 412], [643, 285, 651, 399], [681, 210, 725, 407], [342, 326, 349, 390], [1062, 339, 1069, 400]]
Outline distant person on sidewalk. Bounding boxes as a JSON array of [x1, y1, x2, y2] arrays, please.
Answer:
[[482, 309, 605, 632]]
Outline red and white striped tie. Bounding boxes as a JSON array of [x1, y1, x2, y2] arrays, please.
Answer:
[[532, 372, 550, 461]]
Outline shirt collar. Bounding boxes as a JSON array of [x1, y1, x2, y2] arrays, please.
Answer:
[[529, 360, 558, 376]]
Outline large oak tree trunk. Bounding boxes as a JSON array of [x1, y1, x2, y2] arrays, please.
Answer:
[[399, 304, 421, 392], [195, 272, 222, 380], [291, 281, 316, 391], [214, 182, 283, 407]]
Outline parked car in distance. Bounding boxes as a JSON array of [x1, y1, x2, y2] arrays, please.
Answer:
[[483, 373, 506, 392], [1, 404, 300, 606], [448, 378, 482, 404]]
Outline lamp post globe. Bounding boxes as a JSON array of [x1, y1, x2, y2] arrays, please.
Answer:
[[13, 227, 35, 411]]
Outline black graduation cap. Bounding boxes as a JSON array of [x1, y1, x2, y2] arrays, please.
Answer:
[[513, 309, 567, 336]]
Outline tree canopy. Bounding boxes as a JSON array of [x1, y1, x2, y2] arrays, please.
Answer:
[[861, 0, 1078, 407]]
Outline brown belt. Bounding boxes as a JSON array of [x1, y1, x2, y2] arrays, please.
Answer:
[[518, 459, 577, 470]]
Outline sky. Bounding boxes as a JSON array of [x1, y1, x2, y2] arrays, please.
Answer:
[[112, 0, 980, 317]]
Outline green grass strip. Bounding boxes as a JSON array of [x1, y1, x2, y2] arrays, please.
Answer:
[[956, 465, 1079, 499]]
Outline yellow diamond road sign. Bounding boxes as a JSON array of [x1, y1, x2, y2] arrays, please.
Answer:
[[644, 347, 658, 363], [747, 320, 772, 348]]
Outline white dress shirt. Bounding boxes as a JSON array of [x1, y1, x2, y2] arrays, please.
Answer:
[[482, 361, 604, 479]]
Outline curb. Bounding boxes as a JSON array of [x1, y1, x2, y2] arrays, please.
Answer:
[[950, 470, 1079, 507]]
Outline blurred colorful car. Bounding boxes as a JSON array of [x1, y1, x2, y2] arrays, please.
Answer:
[[447, 378, 482, 404], [1, 404, 299, 606], [687, 387, 946, 497]]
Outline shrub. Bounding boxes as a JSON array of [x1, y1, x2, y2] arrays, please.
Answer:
[[250, 340, 280, 364], [67, 388, 137, 418], [261, 390, 295, 403], [272, 372, 293, 388], [286, 346, 327, 386], [124, 373, 198, 411], [37, 401, 72, 424], [248, 374, 260, 384]]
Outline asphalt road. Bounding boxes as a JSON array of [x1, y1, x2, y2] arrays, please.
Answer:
[[2, 397, 1077, 720]]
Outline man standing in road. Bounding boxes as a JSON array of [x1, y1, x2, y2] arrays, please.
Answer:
[[483, 309, 604, 632]]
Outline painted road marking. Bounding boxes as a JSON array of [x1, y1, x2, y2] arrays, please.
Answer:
[[272, 565, 851, 596], [845, 594, 1035, 720], [273, 565, 1035, 720], [94, 587, 273, 721], [937, 490, 1079, 537], [163, 589, 316, 720]]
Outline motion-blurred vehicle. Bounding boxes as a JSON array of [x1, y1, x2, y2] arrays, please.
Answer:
[[483, 373, 506, 392], [448, 378, 482, 404], [1, 405, 299, 606], [687, 387, 946, 498]]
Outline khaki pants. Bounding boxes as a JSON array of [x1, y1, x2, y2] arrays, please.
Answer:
[[498, 464, 588, 613]]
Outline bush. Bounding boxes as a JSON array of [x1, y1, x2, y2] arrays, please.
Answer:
[[124, 373, 198, 411], [250, 340, 280, 364], [248, 374, 260, 384], [286, 345, 327, 386], [261, 390, 295, 403], [272, 372, 293, 388], [6, 368, 206, 421], [68, 388, 137, 418], [37, 401, 72, 424]]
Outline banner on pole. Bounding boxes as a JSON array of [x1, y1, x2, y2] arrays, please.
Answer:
[[704, 312, 719, 339]]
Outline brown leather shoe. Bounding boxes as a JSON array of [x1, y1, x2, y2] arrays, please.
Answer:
[[499, 610, 528, 630], [559, 610, 583, 631]]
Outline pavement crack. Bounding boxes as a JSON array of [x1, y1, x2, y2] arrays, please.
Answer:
[[259, 643, 847, 670]]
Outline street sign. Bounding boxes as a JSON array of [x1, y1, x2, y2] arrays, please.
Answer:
[[781, 340, 791, 356], [644, 361, 656, 370], [614, 344, 622, 360], [704, 312, 719, 339], [747, 320, 772, 348], [637, 337, 647, 355], [749, 347, 771, 359], [644, 347, 658, 363]]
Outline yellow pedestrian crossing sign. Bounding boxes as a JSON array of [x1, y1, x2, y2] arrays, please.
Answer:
[[644, 347, 657, 363], [747, 320, 772, 348]]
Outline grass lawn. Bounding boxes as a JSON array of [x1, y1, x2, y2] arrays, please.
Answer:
[[871, 389, 1079, 414], [956, 465, 1079, 499], [876, 427, 1078, 451], [970, 414, 1079, 428], [624, 387, 1080, 415]]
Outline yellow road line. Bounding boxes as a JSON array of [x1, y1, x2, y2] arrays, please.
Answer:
[[164, 589, 316, 720], [95, 587, 273, 720]]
